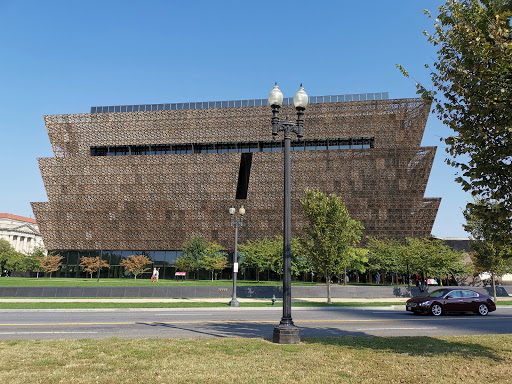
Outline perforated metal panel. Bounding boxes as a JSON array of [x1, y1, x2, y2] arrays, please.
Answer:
[[31, 98, 440, 250]]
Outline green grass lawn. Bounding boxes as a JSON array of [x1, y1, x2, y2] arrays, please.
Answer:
[[0, 277, 324, 287], [1, 335, 511, 383], [0, 277, 424, 287]]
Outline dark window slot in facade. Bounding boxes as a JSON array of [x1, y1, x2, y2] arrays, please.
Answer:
[[240, 141, 259, 153], [262, 140, 283, 152], [90, 137, 375, 157], [90, 147, 108, 156], [174, 144, 193, 154], [236, 153, 252, 200], [291, 141, 305, 151]]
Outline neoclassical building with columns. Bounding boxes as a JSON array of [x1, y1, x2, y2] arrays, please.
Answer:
[[0, 213, 44, 254]]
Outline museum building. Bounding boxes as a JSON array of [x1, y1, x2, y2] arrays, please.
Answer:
[[0, 213, 44, 255], [31, 92, 440, 278]]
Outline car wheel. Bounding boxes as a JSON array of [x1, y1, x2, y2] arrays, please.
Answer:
[[477, 304, 489, 316], [431, 303, 442, 316]]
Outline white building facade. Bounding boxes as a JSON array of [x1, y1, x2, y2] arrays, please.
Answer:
[[0, 213, 44, 254]]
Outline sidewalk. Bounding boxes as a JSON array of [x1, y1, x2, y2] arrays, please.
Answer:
[[0, 297, 409, 303]]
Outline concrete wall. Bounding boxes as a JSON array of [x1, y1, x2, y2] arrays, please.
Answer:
[[0, 285, 509, 298]]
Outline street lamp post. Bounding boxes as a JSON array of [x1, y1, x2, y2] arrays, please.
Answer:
[[268, 83, 308, 344], [229, 205, 246, 307], [97, 236, 103, 283]]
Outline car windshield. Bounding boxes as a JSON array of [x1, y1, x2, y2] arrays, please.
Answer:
[[426, 290, 450, 298]]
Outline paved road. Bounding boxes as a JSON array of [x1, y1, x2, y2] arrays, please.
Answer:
[[0, 307, 511, 340]]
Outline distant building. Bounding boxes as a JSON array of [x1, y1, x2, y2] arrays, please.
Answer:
[[438, 237, 512, 285], [437, 237, 471, 252], [0, 213, 44, 254], [32, 93, 440, 278]]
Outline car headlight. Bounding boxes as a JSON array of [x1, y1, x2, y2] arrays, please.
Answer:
[[418, 301, 431, 307], [490, 297, 495, 303]]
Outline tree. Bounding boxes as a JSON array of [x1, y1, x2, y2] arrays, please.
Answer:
[[26, 246, 46, 278], [199, 243, 228, 281], [366, 237, 404, 285], [37, 254, 64, 278], [119, 255, 152, 280], [405, 237, 467, 283], [239, 238, 266, 282], [300, 189, 363, 303], [239, 236, 308, 282], [344, 247, 369, 284], [0, 239, 16, 274], [239, 238, 273, 282], [0, 239, 37, 275], [464, 200, 512, 300], [366, 237, 467, 286], [173, 254, 196, 277], [4, 251, 26, 273], [80, 256, 111, 279], [399, 0, 512, 248], [180, 235, 208, 279]]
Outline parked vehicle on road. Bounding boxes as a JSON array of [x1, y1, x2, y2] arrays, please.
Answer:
[[406, 288, 496, 316]]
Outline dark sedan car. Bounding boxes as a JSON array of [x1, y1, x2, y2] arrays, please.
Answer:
[[406, 288, 496, 316]]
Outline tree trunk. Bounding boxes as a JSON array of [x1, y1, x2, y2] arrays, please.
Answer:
[[344, 268, 347, 286], [327, 273, 332, 304], [491, 273, 497, 302]]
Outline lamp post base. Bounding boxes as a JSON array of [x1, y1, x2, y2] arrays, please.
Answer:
[[229, 298, 240, 307], [273, 324, 300, 344]]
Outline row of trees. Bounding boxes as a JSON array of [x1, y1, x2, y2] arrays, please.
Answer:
[[79, 254, 155, 280], [0, 240, 51, 277], [171, 189, 471, 303], [0, 240, 156, 280], [174, 236, 228, 281]]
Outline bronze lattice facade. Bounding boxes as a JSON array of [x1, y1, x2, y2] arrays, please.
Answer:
[[31, 95, 440, 255]]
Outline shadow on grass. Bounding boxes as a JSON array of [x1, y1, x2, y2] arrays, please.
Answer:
[[136, 319, 505, 363], [303, 335, 504, 361]]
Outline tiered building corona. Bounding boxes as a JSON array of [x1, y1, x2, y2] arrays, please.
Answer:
[[31, 92, 440, 278]]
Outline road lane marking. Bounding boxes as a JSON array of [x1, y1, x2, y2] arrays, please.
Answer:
[[356, 327, 438, 331], [154, 313, 212, 316], [0, 331, 98, 335], [0, 316, 510, 327]]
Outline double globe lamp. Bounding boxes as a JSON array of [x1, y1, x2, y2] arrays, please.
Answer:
[[268, 83, 308, 344], [229, 205, 245, 307]]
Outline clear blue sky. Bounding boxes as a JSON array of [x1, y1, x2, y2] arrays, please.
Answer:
[[0, 0, 470, 238]]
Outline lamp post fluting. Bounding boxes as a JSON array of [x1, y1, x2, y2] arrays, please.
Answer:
[[229, 205, 245, 307], [268, 83, 308, 344]]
